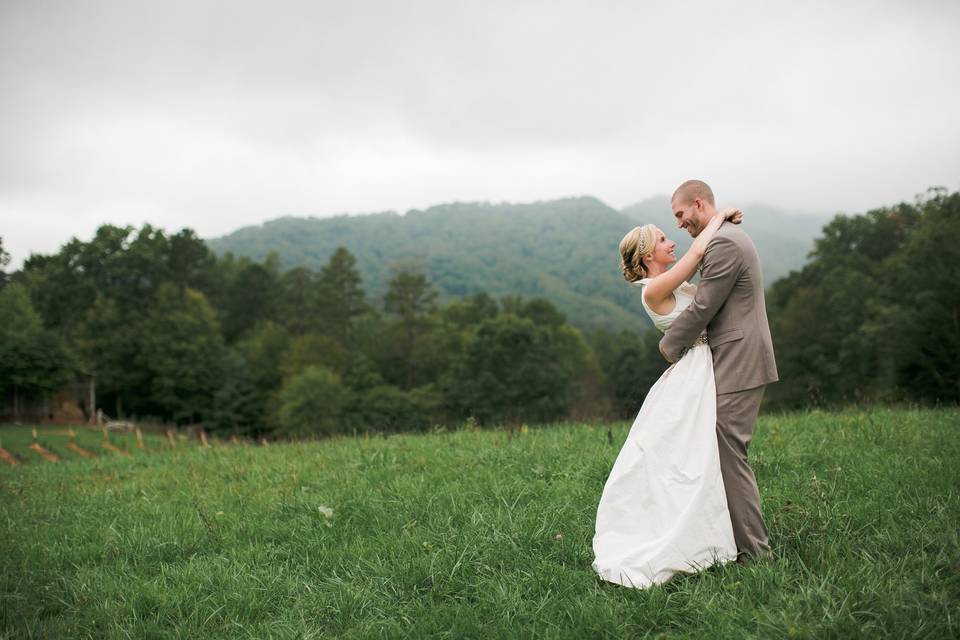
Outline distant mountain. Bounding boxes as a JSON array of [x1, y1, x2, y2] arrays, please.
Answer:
[[207, 196, 827, 332], [620, 195, 673, 222]]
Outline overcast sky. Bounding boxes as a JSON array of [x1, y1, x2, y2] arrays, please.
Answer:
[[2, 0, 958, 267]]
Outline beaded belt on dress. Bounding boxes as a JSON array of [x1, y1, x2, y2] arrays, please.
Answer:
[[678, 333, 709, 359]]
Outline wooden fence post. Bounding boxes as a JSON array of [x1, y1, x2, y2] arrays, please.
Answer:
[[88, 376, 96, 425]]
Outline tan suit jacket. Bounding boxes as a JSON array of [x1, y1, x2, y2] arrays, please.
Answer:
[[660, 222, 778, 394]]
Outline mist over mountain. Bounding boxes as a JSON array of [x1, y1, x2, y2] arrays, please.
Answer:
[[207, 196, 827, 332]]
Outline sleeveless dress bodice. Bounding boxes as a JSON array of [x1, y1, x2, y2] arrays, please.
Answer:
[[634, 280, 707, 345]]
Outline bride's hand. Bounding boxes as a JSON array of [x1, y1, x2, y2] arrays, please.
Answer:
[[719, 207, 743, 225]]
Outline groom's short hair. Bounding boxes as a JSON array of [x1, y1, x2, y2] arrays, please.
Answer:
[[672, 180, 715, 206]]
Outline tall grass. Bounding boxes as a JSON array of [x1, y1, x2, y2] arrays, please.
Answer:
[[1, 408, 958, 638]]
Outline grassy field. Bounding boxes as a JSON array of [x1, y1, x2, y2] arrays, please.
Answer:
[[1, 408, 958, 639]]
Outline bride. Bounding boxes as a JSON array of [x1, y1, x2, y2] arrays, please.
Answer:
[[591, 206, 743, 589]]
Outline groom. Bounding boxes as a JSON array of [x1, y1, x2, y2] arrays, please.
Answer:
[[659, 179, 779, 562]]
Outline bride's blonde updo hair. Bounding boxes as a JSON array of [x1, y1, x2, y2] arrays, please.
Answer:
[[619, 224, 657, 283]]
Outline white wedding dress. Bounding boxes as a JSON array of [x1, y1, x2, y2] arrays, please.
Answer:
[[591, 280, 738, 589]]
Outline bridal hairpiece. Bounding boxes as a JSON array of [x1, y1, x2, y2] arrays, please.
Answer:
[[635, 224, 655, 261], [636, 235, 650, 257]]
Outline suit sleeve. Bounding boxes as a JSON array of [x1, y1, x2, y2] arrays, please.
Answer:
[[659, 235, 742, 362]]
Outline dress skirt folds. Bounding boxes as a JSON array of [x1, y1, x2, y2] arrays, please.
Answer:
[[591, 342, 738, 588]]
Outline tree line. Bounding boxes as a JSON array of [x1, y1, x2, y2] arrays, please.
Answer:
[[765, 187, 959, 408], [0, 228, 640, 435], [1, 186, 956, 436]]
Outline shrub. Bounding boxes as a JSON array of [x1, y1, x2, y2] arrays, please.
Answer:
[[347, 384, 429, 433], [273, 366, 351, 437]]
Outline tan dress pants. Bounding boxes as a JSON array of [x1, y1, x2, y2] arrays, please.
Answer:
[[716, 384, 771, 556]]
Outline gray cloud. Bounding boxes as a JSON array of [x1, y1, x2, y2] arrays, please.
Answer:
[[2, 0, 959, 267]]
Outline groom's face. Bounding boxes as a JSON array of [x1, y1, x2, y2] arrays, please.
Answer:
[[672, 198, 708, 238]]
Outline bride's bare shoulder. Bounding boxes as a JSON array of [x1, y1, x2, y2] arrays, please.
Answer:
[[642, 280, 677, 315]]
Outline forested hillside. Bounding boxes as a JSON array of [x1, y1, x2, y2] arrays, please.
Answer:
[[208, 196, 826, 332], [1, 188, 956, 431], [6, 231, 616, 430], [766, 187, 960, 407]]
